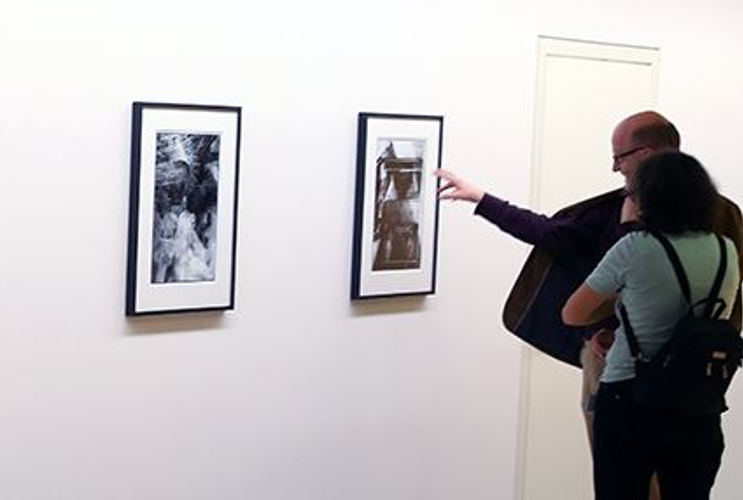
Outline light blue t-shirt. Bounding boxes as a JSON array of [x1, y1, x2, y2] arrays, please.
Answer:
[[586, 231, 740, 383]]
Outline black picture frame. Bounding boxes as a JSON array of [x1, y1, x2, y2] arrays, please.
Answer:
[[351, 112, 444, 299], [126, 102, 242, 316]]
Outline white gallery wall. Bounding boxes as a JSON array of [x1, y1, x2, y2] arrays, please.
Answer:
[[1, 1, 743, 499]]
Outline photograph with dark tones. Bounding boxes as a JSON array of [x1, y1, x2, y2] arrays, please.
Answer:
[[372, 139, 423, 271], [151, 132, 220, 284], [351, 112, 442, 299]]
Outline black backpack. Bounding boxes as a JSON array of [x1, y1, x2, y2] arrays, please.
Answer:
[[618, 230, 743, 415]]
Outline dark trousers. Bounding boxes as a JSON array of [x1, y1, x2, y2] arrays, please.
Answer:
[[593, 380, 724, 500]]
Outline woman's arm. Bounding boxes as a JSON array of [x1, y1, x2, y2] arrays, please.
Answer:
[[562, 283, 617, 326]]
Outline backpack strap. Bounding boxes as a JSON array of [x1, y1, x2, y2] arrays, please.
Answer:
[[619, 302, 644, 361], [646, 229, 692, 303], [708, 234, 729, 318], [648, 229, 728, 318], [619, 230, 728, 362]]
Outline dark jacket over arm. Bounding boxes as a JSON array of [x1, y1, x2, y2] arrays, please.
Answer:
[[497, 189, 743, 368]]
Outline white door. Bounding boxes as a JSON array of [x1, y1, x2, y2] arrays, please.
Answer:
[[518, 36, 659, 500]]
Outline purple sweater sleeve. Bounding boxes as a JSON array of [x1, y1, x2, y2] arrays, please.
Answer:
[[473, 193, 608, 253]]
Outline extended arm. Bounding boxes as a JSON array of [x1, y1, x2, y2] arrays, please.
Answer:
[[436, 169, 609, 253], [475, 194, 601, 252]]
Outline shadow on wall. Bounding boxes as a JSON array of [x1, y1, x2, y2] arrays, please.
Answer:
[[349, 295, 428, 318], [125, 312, 226, 336]]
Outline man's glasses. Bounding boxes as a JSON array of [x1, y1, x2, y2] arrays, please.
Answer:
[[612, 145, 647, 165]]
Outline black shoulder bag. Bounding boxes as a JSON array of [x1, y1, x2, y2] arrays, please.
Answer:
[[618, 230, 743, 415]]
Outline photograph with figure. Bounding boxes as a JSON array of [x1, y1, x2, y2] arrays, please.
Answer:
[[151, 132, 221, 284], [372, 139, 424, 271], [351, 112, 442, 299]]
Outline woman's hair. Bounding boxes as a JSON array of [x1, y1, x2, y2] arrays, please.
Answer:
[[636, 151, 718, 234]]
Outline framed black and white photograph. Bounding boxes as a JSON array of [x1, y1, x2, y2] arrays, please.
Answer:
[[351, 112, 443, 299], [126, 102, 242, 315]]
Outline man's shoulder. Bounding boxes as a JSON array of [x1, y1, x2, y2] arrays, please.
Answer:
[[717, 193, 742, 215], [714, 193, 743, 249]]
